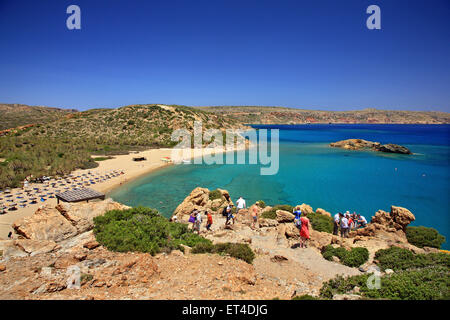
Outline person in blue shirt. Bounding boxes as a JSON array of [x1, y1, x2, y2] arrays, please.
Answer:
[[293, 206, 302, 229]]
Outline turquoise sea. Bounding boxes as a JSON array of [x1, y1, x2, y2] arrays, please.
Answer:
[[109, 124, 450, 249]]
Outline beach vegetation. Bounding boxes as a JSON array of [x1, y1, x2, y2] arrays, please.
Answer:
[[0, 104, 241, 189], [406, 226, 446, 249]]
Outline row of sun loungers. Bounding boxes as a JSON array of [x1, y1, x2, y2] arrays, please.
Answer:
[[0, 170, 125, 214]]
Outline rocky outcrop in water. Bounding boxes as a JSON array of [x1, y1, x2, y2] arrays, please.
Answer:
[[330, 139, 412, 154]]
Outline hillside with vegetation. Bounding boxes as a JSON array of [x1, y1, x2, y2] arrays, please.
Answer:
[[0, 104, 244, 189], [0, 104, 77, 131], [196, 106, 450, 124]]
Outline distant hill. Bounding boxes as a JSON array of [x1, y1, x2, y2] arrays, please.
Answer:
[[0, 104, 78, 130], [195, 106, 450, 124], [0, 104, 244, 188]]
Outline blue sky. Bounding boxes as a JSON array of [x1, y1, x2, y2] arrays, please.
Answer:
[[0, 0, 449, 111]]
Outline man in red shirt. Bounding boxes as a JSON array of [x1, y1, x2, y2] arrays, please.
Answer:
[[206, 211, 213, 231]]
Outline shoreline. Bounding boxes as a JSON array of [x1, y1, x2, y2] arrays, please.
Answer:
[[0, 143, 249, 239]]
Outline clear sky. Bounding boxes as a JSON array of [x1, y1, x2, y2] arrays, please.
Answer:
[[0, 0, 449, 111]]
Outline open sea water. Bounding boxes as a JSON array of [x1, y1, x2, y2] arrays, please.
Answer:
[[109, 124, 450, 249]]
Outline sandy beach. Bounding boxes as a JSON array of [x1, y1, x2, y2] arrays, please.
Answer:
[[0, 144, 248, 240]]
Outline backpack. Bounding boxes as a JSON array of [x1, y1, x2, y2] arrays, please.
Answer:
[[222, 207, 228, 216]]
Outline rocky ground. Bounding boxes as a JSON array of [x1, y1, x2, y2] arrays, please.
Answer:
[[0, 187, 434, 300]]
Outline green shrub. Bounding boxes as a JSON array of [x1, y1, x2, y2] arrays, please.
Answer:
[[321, 245, 369, 267], [320, 267, 450, 300], [344, 247, 370, 267], [93, 206, 209, 255], [406, 226, 446, 249], [256, 200, 266, 208], [191, 241, 215, 254], [261, 210, 276, 219], [308, 212, 334, 233], [208, 189, 222, 201], [192, 242, 255, 264], [374, 246, 450, 271], [292, 295, 320, 300], [92, 156, 113, 161]]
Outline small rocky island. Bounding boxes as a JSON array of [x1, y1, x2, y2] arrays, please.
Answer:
[[330, 139, 412, 154]]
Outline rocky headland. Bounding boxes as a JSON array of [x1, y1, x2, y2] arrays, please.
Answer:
[[330, 139, 412, 154], [0, 187, 443, 300]]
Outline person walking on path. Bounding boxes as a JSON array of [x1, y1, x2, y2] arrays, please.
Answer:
[[299, 212, 310, 248], [235, 196, 246, 221], [251, 203, 260, 229], [189, 210, 197, 231], [206, 211, 213, 231], [194, 210, 202, 234], [225, 204, 235, 226]]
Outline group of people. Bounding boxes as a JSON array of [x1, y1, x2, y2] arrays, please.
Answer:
[[187, 196, 262, 234], [188, 209, 214, 234], [183, 196, 367, 248], [333, 211, 368, 237]]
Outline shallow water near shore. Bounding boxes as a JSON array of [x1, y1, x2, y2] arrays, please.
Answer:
[[109, 124, 450, 249]]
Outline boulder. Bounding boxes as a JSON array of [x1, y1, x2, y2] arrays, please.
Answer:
[[172, 187, 236, 221], [374, 144, 412, 154], [83, 240, 100, 250], [12, 206, 77, 242], [0, 240, 28, 260], [330, 139, 377, 150], [270, 255, 288, 263], [258, 218, 278, 228], [276, 210, 295, 223], [390, 206, 415, 231], [316, 208, 331, 217], [309, 229, 333, 249], [369, 206, 415, 233], [284, 224, 300, 239], [14, 239, 58, 256], [299, 204, 314, 215], [55, 198, 127, 233]]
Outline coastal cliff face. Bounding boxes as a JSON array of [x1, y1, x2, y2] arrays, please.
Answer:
[[330, 139, 412, 154], [0, 191, 437, 300]]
